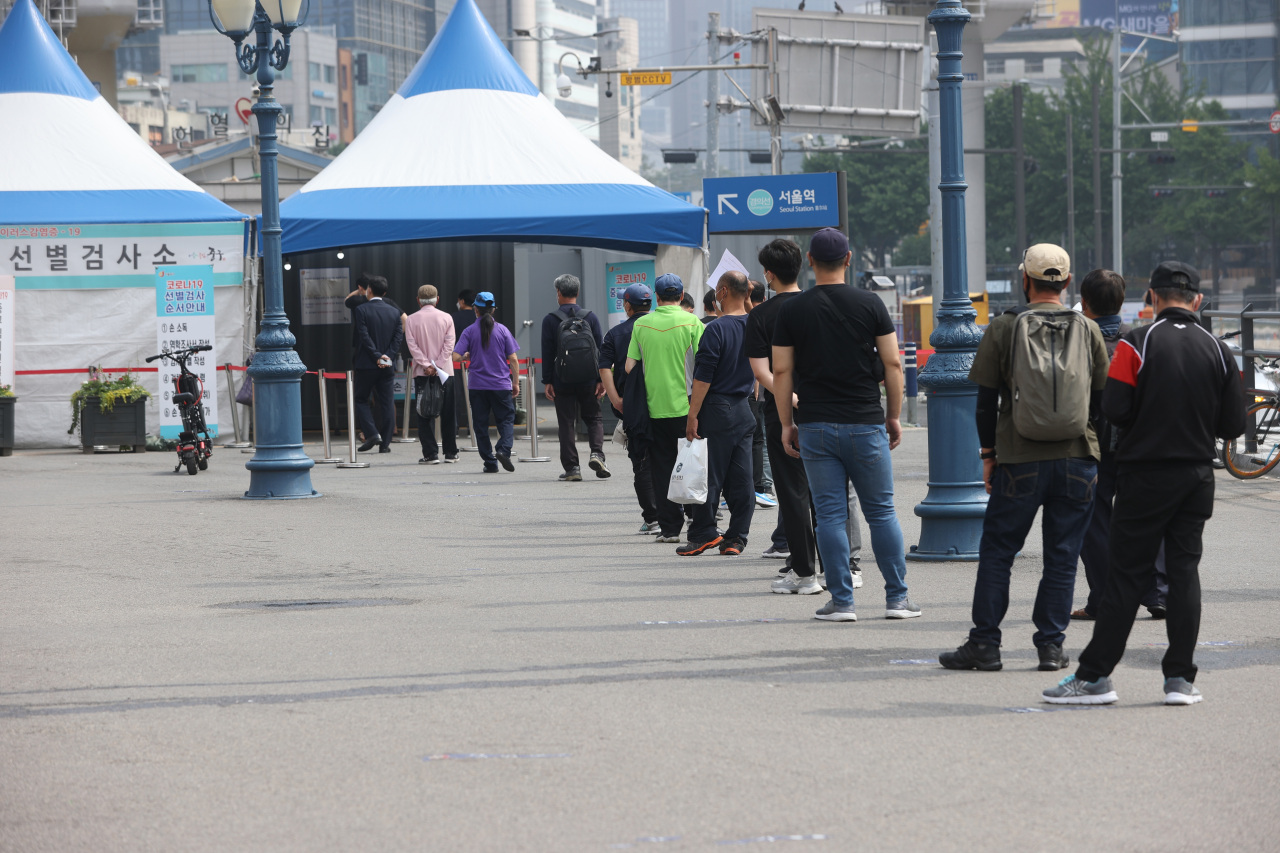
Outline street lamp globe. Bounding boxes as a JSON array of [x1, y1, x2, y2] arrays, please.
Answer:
[[209, 0, 255, 36], [262, 0, 305, 29]]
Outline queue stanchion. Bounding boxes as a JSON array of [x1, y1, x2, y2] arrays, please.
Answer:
[[519, 360, 550, 463], [393, 360, 416, 443], [315, 368, 341, 463], [515, 359, 531, 441], [459, 363, 479, 452], [337, 370, 370, 469], [904, 341, 919, 427], [242, 383, 257, 453], [222, 363, 251, 448]]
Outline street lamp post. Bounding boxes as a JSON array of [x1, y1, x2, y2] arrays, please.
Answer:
[[209, 0, 319, 499], [907, 0, 986, 561]]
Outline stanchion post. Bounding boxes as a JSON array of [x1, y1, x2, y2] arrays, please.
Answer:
[[519, 361, 550, 463], [242, 382, 258, 453], [337, 370, 370, 469], [904, 342, 919, 427], [223, 363, 252, 447], [315, 368, 341, 463], [393, 360, 416, 443], [460, 364, 479, 452]]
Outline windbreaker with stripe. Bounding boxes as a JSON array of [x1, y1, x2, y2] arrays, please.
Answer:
[[1103, 306, 1246, 465]]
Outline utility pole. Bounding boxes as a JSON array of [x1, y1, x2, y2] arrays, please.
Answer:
[[1066, 112, 1076, 305], [1012, 82, 1026, 296], [768, 27, 782, 175], [1111, 25, 1123, 276], [706, 11, 719, 181], [1092, 82, 1103, 270]]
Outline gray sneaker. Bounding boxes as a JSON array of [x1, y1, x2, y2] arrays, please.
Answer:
[[771, 571, 822, 595], [850, 568, 863, 589], [885, 597, 921, 619], [655, 534, 681, 544], [1042, 674, 1118, 705], [814, 601, 858, 622], [1163, 677, 1203, 706]]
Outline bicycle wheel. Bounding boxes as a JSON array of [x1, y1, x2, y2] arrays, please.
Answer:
[[1222, 401, 1280, 479]]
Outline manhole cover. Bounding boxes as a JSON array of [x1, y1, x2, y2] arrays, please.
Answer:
[[211, 598, 417, 611]]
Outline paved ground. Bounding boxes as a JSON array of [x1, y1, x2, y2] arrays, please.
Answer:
[[2, 408, 1279, 852]]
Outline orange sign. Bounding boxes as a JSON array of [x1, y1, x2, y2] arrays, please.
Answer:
[[620, 72, 672, 86]]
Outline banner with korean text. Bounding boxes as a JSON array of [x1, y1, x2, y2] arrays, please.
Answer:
[[0, 275, 13, 389], [156, 265, 218, 439], [605, 260, 654, 329]]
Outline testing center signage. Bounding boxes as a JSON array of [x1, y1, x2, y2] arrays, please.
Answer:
[[704, 172, 841, 235], [0, 275, 13, 389], [606, 260, 654, 329], [156, 265, 218, 438]]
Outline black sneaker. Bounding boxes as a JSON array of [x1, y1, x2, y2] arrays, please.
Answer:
[[358, 437, 380, 452], [1037, 644, 1071, 671], [496, 452, 514, 472], [560, 467, 582, 482], [483, 463, 499, 474], [677, 536, 723, 556], [939, 640, 1003, 671], [1148, 604, 1167, 619], [719, 537, 746, 556], [588, 453, 611, 478]]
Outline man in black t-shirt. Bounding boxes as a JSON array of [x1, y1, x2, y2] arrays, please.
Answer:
[[599, 284, 659, 533], [772, 228, 917, 623]]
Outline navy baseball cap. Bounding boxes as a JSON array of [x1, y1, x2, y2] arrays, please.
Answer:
[[809, 227, 850, 262], [1149, 261, 1200, 293], [654, 274, 684, 298], [624, 283, 652, 305], [473, 291, 496, 307]]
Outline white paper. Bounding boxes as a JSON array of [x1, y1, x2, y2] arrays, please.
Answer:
[[706, 249, 750, 294]]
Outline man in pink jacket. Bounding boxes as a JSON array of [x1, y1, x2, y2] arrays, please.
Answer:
[[403, 284, 459, 463]]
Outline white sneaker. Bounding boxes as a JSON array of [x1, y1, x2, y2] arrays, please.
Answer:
[[771, 571, 822, 595], [851, 569, 863, 589]]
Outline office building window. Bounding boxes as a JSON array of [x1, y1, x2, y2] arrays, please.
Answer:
[[324, 65, 335, 84], [310, 105, 323, 124], [986, 58, 1005, 75], [148, 125, 163, 145], [325, 107, 337, 125], [309, 62, 321, 81], [1184, 0, 1274, 26], [172, 63, 228, 83], [1024, 57, 1044, 74]]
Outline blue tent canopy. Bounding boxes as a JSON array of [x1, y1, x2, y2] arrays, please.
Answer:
[[278, 0, 705, 255]]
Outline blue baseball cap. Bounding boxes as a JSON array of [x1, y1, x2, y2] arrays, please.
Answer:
[[809, 227, 850, 262], [653, 274, 684, 298], [473, 291, 496, 307], [623, 283, 652, 305]]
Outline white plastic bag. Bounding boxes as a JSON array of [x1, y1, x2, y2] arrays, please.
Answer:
[[667, 438, 709, 505], [611, 420, 628, 450]]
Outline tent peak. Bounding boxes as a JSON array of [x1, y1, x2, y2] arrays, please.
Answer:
[[396, 0, 540, 100], [0, 0, 101, 100]]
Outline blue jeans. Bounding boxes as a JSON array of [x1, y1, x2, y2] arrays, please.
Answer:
[[970, 458, 1096, 648], [468, 389, 515, 465], [797, 423, 908, 607]]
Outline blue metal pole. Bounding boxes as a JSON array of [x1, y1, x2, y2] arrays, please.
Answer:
[[907, 0, 985, 561], [243, 11, 319, 499]]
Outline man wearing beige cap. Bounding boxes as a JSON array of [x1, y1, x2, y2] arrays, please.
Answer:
[[940, 243, 1110, 673]]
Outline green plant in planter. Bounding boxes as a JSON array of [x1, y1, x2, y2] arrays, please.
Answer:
[[68, 371, 151, 435], [0, 384, 13, 398]]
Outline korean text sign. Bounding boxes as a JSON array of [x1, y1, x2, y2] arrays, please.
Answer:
[[155, 265, 218, 438]]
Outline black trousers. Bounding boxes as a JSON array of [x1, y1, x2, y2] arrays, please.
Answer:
[[1077, 463, 1215, 684], [764, 405, 817, 576], [646, 415, 688, 537], [414, 374, 458, 460], [353, 366, 394, 447], [1079, 452, 1168, 615], [630, 446, 659, 524], [748, 394, 769, 494], [689, 394, 756, 544], [553, 382, 604, 472]]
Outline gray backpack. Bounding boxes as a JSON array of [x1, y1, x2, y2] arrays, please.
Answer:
[[1008, 309, 1093, 442]]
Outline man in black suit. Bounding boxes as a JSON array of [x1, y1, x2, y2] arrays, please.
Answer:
[[352, 275, 404, 453]]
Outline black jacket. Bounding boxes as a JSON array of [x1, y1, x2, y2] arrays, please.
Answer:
[[621, 360, 650, 461], [352, 298, 405, 370], [1103, 306, 1245, 465]]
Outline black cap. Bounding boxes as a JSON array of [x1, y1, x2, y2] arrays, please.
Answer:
[[808, 227, 850, 262], [1149, 261, 1200, 293]]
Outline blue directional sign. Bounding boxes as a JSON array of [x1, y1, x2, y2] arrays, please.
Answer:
[[704, 172, 841, 234]]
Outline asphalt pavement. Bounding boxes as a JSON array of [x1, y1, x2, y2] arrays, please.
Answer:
[[2, 409, 1278, 852]]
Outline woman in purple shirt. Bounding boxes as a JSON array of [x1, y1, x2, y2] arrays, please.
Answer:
[[452, 291, 521, 473]]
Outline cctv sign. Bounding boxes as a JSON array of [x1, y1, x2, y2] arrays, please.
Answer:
[[620, 71, 671, 86]]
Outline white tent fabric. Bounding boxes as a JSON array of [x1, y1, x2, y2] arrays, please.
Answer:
[[279, 0, 705, 255]]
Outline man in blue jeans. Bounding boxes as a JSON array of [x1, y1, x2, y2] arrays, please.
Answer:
[[771, 228, 916, 622], [939, 244, 1110, 672]]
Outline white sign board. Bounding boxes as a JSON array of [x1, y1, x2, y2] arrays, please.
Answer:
[[1150, 130, 1169, 142], [0, 275, 13, 390], [300, 267, 352, 325], [155, 265, 218, 438]]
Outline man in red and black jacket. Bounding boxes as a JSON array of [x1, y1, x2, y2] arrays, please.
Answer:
[[1043, 261, 1246, 707]]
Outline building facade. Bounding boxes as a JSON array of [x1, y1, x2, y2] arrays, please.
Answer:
[[1179, 0, 1278, 121], [596, 16, 642, 172]]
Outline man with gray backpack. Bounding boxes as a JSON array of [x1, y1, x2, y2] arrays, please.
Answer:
[[940, 243, 1110, 673], [541, 274, 608, 481]]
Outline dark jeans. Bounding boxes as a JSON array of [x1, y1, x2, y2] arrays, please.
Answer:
[[553, 382, 604, 472], [468, 388, 515, 465], [630, 446, 658, 524], [1080, 452, 1168, 615], [646, 415, 688, 538], [689, 394, 756, 544], [414, 374, 458, 460], [353, 366, 395, 447], [1077, 463, 1214, 683], [747, 395, 771, 494], [765, 406, 816, 576], [970, 458, 1096, 648]]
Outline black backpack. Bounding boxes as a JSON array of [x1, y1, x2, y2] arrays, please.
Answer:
[[553, 307, 600, 385]]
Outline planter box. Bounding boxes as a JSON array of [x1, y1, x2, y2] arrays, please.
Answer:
[[80, 397, 146, 453], [0, 397, 13, 456]]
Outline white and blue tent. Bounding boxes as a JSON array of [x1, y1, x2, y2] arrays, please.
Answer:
[[279, 0, 705, 255], [0, 0, 245, 224]]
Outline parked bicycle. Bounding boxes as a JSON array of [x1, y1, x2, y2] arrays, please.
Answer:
[[1221, 355, 1280, 480], [145, 344, 214, 475]]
